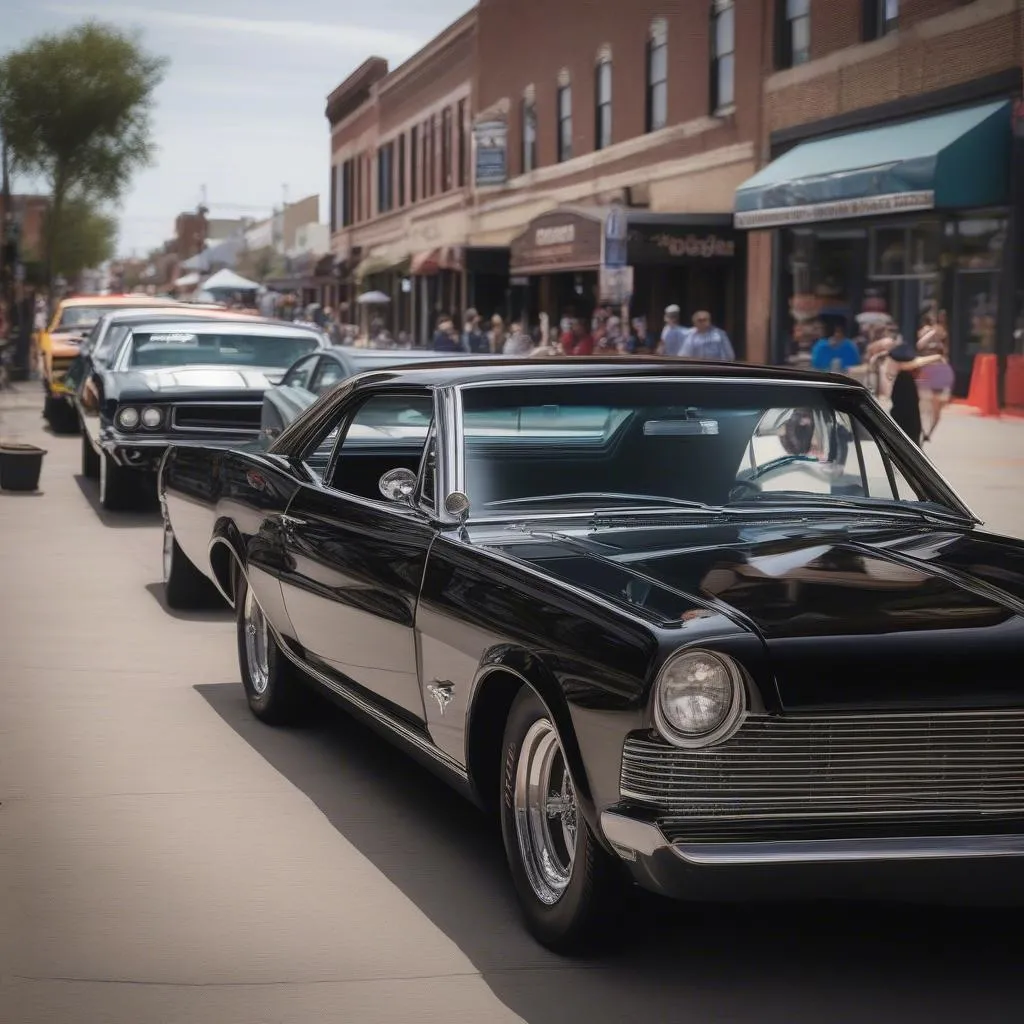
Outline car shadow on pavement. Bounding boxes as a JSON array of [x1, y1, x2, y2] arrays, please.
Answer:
[[74, 475, 161, 527], [195, 681, 1024, 1024], [144, 582, 233, 622]]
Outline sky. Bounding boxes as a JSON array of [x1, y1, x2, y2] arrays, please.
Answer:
[[1, 0, 472, 256]]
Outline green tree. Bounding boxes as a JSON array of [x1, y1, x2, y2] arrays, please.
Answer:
[[48, 199, 117, 281], [0, 21, 166, 283]]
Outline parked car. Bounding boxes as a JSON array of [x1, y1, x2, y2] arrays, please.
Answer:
[[83, 319, 328, 510], [39, 294, 192, 432], [70, 308, 324, 476], [159, 359, 1024, 952], [260, 346, 506, 439]]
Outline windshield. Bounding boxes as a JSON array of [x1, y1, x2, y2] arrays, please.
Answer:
[[459, 382, 962, 519], [125, 330, 319, 370], [56, 305, 132, 332]]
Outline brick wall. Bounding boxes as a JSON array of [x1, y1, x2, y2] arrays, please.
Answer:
[[476, 0, 765, 180]]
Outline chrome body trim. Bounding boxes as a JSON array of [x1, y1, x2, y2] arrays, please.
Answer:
[[270, 619, 469, 783], [598, 811, 1024, 865]]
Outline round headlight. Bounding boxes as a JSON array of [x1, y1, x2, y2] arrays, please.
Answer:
[[141, 406, 162, 428], [116, 406, 139, 430], [654, 649, 745, 747]]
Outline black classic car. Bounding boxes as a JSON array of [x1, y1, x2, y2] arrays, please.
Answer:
[[261, 346, 506, 438], [82, 319, 327, 510], [158, 359, 1024, 951]]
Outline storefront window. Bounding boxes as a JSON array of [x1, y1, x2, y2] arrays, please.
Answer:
[[955, 215, 1006, 270]]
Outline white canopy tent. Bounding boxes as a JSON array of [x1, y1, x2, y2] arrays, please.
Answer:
[[201, 268, 261, 292]]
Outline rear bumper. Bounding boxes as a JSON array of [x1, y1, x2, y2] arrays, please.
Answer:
[[601, 811, 1024, 905]]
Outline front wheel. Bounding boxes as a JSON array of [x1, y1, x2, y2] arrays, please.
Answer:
[[163, 521, 220, 609], [236, 574, 309, 724], [99, 451, 135, 511], [500, 686, 621, 953], [81, 431, 100, 479]]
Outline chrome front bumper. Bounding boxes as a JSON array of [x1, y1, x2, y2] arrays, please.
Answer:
[[600, 811, 1024, 904]]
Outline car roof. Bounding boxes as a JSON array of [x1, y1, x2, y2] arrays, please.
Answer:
[[126, 319, 323, 338], [342, 357, 863, 389], [101, 307, 274, 326], [59, 295, 181, 308]]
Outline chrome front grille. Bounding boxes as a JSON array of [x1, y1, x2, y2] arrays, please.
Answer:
[[171, 403, 262, 433], [621, 711, 1024, 822]]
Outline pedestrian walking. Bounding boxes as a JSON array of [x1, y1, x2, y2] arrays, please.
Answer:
[[503, 322, 534, 355], [657, 304, 689, 356], [431, 315, 464, 352], [886, 341, 944, 446], [916, 309, 955, 442], [680, 310, 735, 361], [462, 309, 489, 353]]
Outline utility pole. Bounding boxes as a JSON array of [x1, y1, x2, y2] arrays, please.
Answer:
[[1, 129, 13, 353]]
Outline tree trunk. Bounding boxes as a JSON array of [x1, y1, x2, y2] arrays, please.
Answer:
[[46, 167, 67, 291]]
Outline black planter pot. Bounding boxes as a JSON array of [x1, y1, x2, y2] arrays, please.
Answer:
[[0, 443, 46, 492]]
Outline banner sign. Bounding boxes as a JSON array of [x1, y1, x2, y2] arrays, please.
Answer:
[[474, 119, 508, 187], [734, 190, 935, 229], [602, 204, 628, 268]]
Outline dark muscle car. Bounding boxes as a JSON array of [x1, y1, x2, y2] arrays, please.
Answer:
[[83, 319, 327, 510], [261, 346, 507, 439], [158, 359, 1024, 952]]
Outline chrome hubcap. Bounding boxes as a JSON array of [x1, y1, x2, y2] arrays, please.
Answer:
[[243, 588, 270, 694], [162, 523, 173, 582], [513, 717, 578, 905]]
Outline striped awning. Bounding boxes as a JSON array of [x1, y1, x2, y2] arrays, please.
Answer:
[[410, 246, 464, 276]]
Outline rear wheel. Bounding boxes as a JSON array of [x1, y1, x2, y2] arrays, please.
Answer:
[[163, 521, 220, 609], [99, 452, 135, 511], [499, 686, 621, 953], [81, 431, 100, 479], [236, 574, 309, 724]]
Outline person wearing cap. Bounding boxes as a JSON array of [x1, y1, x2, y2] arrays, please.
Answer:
[[658, 304, 689, 356]]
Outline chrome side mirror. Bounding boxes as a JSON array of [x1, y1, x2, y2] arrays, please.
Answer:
[[379, 467, 417, 503], [444, 490, 471, 523]]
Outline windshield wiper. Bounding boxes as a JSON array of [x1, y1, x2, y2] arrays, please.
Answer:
[[485, 491, 722, 513], [728, 493, 973, 525]]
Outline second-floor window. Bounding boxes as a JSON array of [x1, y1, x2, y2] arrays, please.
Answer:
[[711, 0, 735, 112], [428, 115, 437, 196], [457, 99, 467, 187], [341, 159, 354, 228], [646, 21, 668, 132], [777, 0, 810, 69], [442, 107, 453, 191], [595, 57, 612, 150], [397, 135, 406, 207], [522, 97, 537, 173], [410, 126, 419, 203], [557, 81, 573, 162], [863, 0, 898, 40], [377, 142, 394, 215]]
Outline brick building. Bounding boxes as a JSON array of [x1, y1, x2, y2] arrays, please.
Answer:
[[328, 13, 477, 338], [736, 0, 1024, 407]]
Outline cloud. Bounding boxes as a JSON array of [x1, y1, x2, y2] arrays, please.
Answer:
[[46, 4, 424, 54]]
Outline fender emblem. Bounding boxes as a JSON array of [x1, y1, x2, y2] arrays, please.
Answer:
[[426, 682, 455, 715]]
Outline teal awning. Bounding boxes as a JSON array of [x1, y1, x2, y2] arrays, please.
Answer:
[[734, 100, 1011, 229]]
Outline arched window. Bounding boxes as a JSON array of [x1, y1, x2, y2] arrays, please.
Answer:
[[710, 0, 735, 113], [595, 46, 612, 151], [557, 68, 572, 163], [646, 19, 668, 133]]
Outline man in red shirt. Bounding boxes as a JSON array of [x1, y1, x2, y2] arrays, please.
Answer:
[[564, 317, 594, 356]]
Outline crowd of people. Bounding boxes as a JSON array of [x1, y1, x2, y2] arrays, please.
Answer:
[[801, 309, 954, 446], [427, 304, 736, 360]]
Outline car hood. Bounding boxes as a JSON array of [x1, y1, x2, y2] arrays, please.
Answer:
[[477, 517, 1024, 711], [50, 330, 87, 354], [110, 365, 284, 397]]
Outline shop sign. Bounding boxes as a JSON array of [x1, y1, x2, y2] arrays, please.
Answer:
[[628, 225, 736, 264], [603, 204, 628, 268], [734, 190, 935, 230], [474, 119, 508, 187], [599, 266, 634, 305], [510, 210, 602, 274]]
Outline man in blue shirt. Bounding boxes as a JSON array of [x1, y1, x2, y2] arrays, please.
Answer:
[[810, 323, 861, 373]]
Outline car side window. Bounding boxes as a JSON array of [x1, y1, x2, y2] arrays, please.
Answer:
[[325, 392, 434, 503], [283, 354, 319, 391], [311, 357, 347, 396]]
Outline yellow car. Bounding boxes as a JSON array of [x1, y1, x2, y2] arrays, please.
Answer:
[[41, 295, 189, 432]]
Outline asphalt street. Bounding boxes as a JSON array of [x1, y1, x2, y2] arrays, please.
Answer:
[[2, 384, 1023, 1024]]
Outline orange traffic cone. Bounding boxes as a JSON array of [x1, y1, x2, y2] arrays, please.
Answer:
[[965, 353, 999, 417]]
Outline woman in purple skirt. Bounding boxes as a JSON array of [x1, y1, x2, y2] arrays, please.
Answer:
[[916, 310, 955, 442]]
